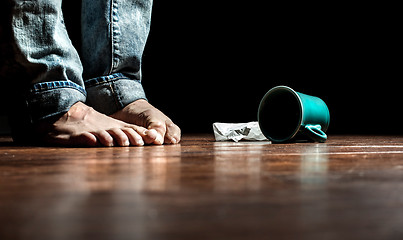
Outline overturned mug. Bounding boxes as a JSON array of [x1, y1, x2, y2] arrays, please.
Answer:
[[258, 86, 330, 143]]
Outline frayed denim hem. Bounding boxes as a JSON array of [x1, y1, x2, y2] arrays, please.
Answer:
[[85, 73, 147, 115], [27, 81, 87, 122]]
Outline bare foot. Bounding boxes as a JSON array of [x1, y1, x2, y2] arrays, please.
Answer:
[[110, 99, 181, 145], [34, 102, 160, 147]]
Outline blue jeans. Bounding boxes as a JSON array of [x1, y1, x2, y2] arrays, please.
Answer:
[[8, 0, 152, 139]]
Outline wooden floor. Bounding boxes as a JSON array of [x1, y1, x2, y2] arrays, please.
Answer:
[[1, 135, 403, 240]]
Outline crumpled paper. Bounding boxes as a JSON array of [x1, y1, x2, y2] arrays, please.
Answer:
[[213, 122, 269, 142]]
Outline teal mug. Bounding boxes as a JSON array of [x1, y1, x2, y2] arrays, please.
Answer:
[[258, 86, 330, 143]]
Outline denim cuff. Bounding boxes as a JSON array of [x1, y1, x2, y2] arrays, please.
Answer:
[[84, 73, 147, 115], [27, 81, 87, 122]]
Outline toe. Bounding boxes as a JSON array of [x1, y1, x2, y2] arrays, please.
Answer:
[[145, 129, 164, 145], [164, 121, 181, 144], [107, 128, 130, 147], [122, 128, 144, 146], [95, 130, 115, 147], [148, 121, 167, 142], [72, 132, 98, 147], [127, 125, 161, 145]]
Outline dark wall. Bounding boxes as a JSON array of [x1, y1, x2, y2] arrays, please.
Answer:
[[142, 2, 400, 134]]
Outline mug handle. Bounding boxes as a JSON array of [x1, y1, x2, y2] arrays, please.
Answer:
[[304, 124, 327, 143]]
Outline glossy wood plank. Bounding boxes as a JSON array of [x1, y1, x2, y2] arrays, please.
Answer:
[[1, 135, 403, 240]]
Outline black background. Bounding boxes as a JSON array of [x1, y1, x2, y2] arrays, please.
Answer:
[[3, 1, 401, 135], [139, 2, 400, 134]]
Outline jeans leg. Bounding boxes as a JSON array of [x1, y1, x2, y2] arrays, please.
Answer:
[[6, 0, 86, 142], [81, 0, 152, 115], [9, 0, 86, 121]]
